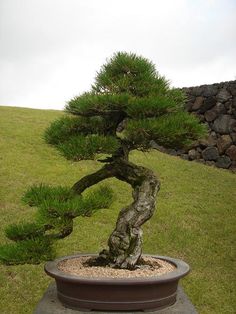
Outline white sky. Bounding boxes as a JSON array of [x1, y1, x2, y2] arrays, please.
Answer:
[[0, 0, 236, 110]]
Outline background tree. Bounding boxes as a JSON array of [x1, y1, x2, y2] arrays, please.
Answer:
[[0, 52, 206, 268]]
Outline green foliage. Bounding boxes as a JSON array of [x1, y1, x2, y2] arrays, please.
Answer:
[[0, 184, 114, 265], [167, 87, 187, 104], [0, 237, 55, 265], [124, 112, 207, 149], [38, 197, 83, 219], [125, 95, 179, 118], [36, 185, 114, 221], [44, 114, 120, 161], [5, 223, 45, 241], [66, 93, 129, 116], [44, 115, 114, 145], [46, 52, 206, 159], [24, 184, 113, 223], [93, 51, 170, 96], [81, 185, 114, 216], [57, 134, 119, 160], [66, 88, 186, 120], [44, 116, 83, 144], [22, 184, 73, 206]]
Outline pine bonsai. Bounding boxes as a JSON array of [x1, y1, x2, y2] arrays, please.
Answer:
[[0, 52, 206, 269]]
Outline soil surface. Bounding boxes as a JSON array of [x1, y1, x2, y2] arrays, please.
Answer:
[[58, 256, 176, 278]]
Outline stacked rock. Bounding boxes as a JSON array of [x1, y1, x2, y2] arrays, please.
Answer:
[[151, 81, 236, 171], [180, 81, 236, 171]]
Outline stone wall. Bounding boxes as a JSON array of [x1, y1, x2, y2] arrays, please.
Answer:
[[182, 81, 236, 170], [153, 81, 236, 171]]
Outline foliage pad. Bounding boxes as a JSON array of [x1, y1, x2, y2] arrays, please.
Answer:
[[0, 184, 114, 264], [46, 51, 206, 160]]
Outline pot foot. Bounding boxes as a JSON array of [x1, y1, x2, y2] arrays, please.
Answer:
[[34, 283, 198, 314]]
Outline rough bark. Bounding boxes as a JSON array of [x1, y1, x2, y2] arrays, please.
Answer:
[[72, 158, 160, 270], [103, 159, 160, 269]]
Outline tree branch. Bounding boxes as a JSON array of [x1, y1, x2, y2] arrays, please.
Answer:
[[72, 163, 115, 194]]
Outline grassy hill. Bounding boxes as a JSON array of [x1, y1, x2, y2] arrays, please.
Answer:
[[0, 106, 235, 314]]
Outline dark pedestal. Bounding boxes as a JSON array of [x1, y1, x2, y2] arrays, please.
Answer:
[[34, 283, 198, 314]]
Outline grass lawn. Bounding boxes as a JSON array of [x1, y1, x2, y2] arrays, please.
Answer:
[[0, 105, 235, 314]]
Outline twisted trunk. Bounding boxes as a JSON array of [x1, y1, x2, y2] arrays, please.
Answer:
[[72, 158, 160, 269], [103, 159, 160, 269]]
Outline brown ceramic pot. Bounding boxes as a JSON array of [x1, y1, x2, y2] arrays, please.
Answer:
[[45, 254, 190, 311]]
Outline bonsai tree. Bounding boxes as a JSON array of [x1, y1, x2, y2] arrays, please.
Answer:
[[0, 52, 206, 269]]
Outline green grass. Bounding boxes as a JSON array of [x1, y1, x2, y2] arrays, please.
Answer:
[[0, 106, 235, 314]]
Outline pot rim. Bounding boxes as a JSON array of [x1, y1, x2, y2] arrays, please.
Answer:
[[45, 254, 190, 285]]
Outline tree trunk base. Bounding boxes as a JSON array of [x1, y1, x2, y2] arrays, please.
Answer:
[[106, 159, 160, 269], [71, 158, 160, 269]]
